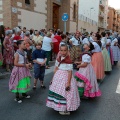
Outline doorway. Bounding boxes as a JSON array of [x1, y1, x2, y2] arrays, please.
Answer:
[[53, 3, 60, 30]]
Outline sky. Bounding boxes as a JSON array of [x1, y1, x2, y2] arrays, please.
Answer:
[[108, 0, 120, 9]]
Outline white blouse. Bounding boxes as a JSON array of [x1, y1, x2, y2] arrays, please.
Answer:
[[111, 38, 118, 46], [89, 36, 94, 43], [101, 37, 107, 48], [70, 37, 81, 46], [15, 52, 27, 64], [82, 54, 91, 63], [107, 39, 111, 44], [92, 42, 101, 53], [55, 57, 73, 71], [82, 38, 90, 45]]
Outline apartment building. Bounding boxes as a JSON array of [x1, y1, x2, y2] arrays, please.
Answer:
[[98, 0, 108, 32], [78, 0, 99, 33], [0, 0, 78, 32], [107, 7, 120, 32]]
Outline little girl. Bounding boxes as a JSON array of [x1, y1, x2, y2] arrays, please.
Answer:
[[75, 43, 101, 98], [46, 44, 80, 115], [9, 40, 31, 103]]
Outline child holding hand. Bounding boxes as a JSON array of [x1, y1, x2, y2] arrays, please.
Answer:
[[32, 42, 47, 89]]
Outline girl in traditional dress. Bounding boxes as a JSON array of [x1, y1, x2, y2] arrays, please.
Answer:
[[91, 33, 105, 80], [101, 32, 112, 72], [46, 44, 80, 115], [74, 43, 101, 98], [111, 38, 120, 65], [9, 40, 31, 103]]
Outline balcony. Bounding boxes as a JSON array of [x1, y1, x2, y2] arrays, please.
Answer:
[[99, 0, 105, 8], [98, 22, 105, 28], [99, 11, 104, 19]]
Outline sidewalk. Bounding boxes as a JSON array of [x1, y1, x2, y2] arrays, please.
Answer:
[[0, 67, 11, 77], [0, 61, 55, 78]]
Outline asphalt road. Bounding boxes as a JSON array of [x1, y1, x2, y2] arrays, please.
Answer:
[[0, 63, 120, 120]]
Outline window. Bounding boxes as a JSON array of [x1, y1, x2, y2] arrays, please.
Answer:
[[25, 0, 30, 5], [73, 3, 76, 20]]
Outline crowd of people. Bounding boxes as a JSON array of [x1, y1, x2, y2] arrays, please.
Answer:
[[0, 25, 120, 115]]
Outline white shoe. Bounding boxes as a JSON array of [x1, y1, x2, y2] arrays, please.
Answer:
[[14, 98, 22, 104], [25, 95, 30, 99], [59, 111, 70, 115], [22, 94, 31, 99]]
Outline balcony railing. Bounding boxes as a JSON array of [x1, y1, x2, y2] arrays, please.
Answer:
[[99, 11, 104, 18]]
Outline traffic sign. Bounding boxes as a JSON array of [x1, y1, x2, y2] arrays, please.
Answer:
[[62, 13, 69, 21]]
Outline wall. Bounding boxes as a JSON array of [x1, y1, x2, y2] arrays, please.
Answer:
[[18, 8, 47, 30], [0, 0, 3, 25], [9, 0, 47, 29], [34, 0, 47, 13], [3, 0, 12, 27], [78, 20, 98, 33], [79, 0, 99, 22]]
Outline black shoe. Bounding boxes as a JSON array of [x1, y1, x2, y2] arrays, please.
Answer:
[[41, 85, 46, 89], [33, 86, 36, 90]]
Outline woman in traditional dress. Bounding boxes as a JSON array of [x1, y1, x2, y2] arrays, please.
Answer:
[[111, 38, 120, 65], [101, 32, 112, 72], [69, 31, 82, 63], [3, 30, 14, 71], [91, 33, 105, 80], [74, 43, 101, 98], [46, 44, 80, 115], [106, 32, 114, 65], [9, 40, 31, 103]]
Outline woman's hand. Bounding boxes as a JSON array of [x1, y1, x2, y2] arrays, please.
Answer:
[[77, 65, 81, 68]]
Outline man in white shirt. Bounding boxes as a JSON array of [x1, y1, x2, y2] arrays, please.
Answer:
[[42, 32, 52, 69]]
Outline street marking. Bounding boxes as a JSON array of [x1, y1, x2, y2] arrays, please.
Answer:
[[116, 78, 120, 94]]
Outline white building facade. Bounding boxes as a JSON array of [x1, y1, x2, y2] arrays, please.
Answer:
[[78, 0, 100, 33], [78, 0, 108, 33]]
